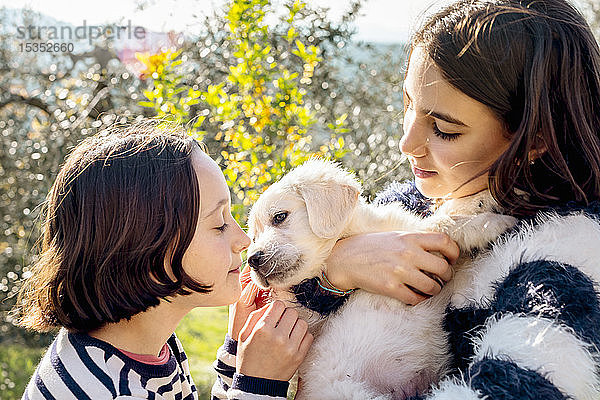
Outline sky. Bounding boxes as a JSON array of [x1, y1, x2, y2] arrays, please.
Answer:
[[6, 0, 456, 43], [5, 0, 591, 43]]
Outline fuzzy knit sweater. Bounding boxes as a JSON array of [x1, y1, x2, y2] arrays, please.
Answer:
[[376, 182, 600, 400]]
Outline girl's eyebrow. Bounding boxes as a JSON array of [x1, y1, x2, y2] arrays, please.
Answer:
[[427, 109, 468, 127], [404, 88, 469, 127], [200, 199, 228, 220]]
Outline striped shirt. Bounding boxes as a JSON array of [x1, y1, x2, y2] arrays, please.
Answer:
[[211, 335, 289, 400], [22, 329, 197, 400]]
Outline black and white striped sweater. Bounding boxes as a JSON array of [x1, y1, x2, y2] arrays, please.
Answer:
[[23, 324, 288, 400], [211, 335, 290, 400], [22, 330, 198, 399], [377, 182, 600, 400]]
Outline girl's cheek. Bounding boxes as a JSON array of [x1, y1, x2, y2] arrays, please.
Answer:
[[432, 141, 469, 173], [427, 144, 449, 171]]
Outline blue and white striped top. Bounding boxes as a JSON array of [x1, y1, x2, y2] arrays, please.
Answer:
[[211, 335, 290, 399], [22, 329, 198, 400], [377, 182, 600, 400]]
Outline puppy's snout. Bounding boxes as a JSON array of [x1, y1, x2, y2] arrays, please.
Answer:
[[248, 251, 265, 268]]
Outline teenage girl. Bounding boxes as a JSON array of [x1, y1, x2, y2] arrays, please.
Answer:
[[323, 0, 600, 398]]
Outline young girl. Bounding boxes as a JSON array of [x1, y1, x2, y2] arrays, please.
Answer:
[[322, 0, 600, 398], [18, 121, 312, 399]]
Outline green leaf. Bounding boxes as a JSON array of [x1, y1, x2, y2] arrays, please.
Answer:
[[295, 39, 306, 56]]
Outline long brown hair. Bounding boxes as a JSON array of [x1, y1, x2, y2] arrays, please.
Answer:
[[18, 120, 211, 332], [411, 0, 600, 216]]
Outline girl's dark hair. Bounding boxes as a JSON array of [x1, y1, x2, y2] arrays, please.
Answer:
[[412, 0, 600, 216], [18, 120, 211, 332]]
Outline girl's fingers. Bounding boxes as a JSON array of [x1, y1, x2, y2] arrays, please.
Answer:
[[238, 304, 270, 341], [412, 250, 453, 283], [261, 300, 286, 327], [401, 265, 446, 297], [240, 283, 258, 306], [370, 278, 428, 305], [228, 286, 258, 340], [289, 317, 309, 345], [275, 308, 300, 334], [398, 284, 430, 305], [296, 330, 314, 358], [415, 232, 460, 264]]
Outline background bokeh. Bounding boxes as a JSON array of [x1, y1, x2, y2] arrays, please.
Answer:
[[1, 0, 599, 398]]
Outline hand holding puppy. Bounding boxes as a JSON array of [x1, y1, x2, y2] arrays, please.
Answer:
[[325, 231, 459, 305], [236, 301, 314, 381], [228, 285, 258, 341], [228, 267, 274, 341]]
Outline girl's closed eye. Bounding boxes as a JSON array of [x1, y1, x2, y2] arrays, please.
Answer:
[[432, 122, 461, 141], [216, 222, 229, 232], [215, 208, 233, 233]]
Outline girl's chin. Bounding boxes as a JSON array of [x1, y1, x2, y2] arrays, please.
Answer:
[[192, 283, 242, 308], [417, 187, 462, 201], [414, 179, 446, 199], [227, 282, 242, 301], [418, 180, 488, 200]]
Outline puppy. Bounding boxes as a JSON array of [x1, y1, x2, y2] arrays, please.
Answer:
[[247, 159, 516, 400]]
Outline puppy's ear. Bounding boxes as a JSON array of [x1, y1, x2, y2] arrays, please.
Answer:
[[298, 183, 360, 239]]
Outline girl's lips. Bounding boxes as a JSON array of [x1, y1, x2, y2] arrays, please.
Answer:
[[412, 166, 437, 178], [228, 264, 242, 273]]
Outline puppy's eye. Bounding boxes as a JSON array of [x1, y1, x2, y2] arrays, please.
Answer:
[[272, 211, 289, 225]]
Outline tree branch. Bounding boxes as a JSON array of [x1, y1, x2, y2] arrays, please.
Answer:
[[0, 94, 52, 114]]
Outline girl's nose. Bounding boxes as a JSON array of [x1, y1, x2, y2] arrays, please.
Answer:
[[235, 227, 251, 253], [399, 113, 428, 158]]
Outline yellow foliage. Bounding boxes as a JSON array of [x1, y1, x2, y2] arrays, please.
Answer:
[[139, 0, 346, 223]]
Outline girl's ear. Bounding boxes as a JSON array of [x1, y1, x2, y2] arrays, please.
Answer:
[[297, 183, 360, 239]]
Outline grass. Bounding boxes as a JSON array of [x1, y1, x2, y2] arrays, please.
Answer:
[[0, 344, 46, 400], [175, 306, 230, 398]]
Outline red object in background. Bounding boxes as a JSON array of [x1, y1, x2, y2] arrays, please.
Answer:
[[239, 267, 271, 308]]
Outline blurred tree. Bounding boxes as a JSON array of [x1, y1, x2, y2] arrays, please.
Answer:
[[582, 0, 600, 40], [7, 0, 599, 397], [0, 1, 412, 395], [0, 9, 146, 343], [1, 0, 410, 338], [139, 0, 349, 220], [0, 9, 149, 396]]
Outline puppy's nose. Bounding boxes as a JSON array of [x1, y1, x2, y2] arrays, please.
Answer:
[[248, 251, 265, 268]]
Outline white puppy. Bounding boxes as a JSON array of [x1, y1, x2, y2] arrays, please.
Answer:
[[247, 159, 516, 400]]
